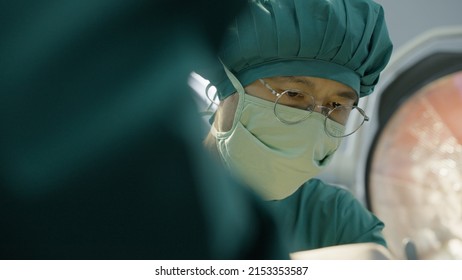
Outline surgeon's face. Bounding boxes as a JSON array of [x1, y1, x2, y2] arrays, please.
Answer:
[[214, 76, 357, 132]]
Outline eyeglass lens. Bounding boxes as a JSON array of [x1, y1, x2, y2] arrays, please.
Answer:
[[274, 91, 367, 137]]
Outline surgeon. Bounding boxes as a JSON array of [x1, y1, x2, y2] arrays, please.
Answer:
[[200, 0, 393, 253]]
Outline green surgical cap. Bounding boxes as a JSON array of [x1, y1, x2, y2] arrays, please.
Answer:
[[199, 0, 393, 99]]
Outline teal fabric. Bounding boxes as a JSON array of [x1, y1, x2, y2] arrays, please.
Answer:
[[0, 0, 288, 260], [268, 179, 386, 252], [199, 0, 393, 99]]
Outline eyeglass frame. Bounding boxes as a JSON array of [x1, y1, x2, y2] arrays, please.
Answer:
[[258, 79, 369, 138]]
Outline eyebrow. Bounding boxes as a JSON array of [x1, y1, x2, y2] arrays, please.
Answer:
[[337, 91, 358, 103], [287, 77, 316, 89], [287, 76, 358, 103]]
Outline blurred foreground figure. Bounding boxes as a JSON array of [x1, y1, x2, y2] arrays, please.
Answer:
[[0, 0, 286, 259]]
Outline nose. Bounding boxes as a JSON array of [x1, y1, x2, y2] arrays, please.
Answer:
[[312, 104, 330, 117]]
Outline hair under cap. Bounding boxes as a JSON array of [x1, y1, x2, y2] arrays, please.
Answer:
[[200, 0, 393, 100]]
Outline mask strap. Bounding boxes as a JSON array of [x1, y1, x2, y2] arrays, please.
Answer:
[[219, 59, 246, 96], [210, 60, 247, 139]]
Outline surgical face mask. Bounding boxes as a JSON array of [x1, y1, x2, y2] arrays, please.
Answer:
[[211, 71, 345, 200]]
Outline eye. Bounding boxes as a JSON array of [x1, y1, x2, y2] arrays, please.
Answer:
[[278, 89, 313, 109], [285, 90, 303, 98], [332, 102, 342, 108], [325, 101, 344, 110]]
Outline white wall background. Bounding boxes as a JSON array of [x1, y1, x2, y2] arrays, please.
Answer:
[[375, 0, 462, 50]]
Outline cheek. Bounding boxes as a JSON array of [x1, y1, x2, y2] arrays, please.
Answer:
[[245, 83, 276, 102], [216, 94, 239, 132]]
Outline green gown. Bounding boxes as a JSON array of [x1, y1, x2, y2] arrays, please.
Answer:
[[268, 178, 386, 253]]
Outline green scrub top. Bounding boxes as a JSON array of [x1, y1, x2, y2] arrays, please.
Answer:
[[267, 178, 386, 253]]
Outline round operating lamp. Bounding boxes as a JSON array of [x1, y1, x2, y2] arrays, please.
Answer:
[[366, 27, 462, 259]]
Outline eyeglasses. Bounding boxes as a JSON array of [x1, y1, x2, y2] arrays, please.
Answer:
[[259, 79, 369, 138]]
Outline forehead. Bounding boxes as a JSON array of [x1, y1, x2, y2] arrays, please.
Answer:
[[267, 76, 358, 101]]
